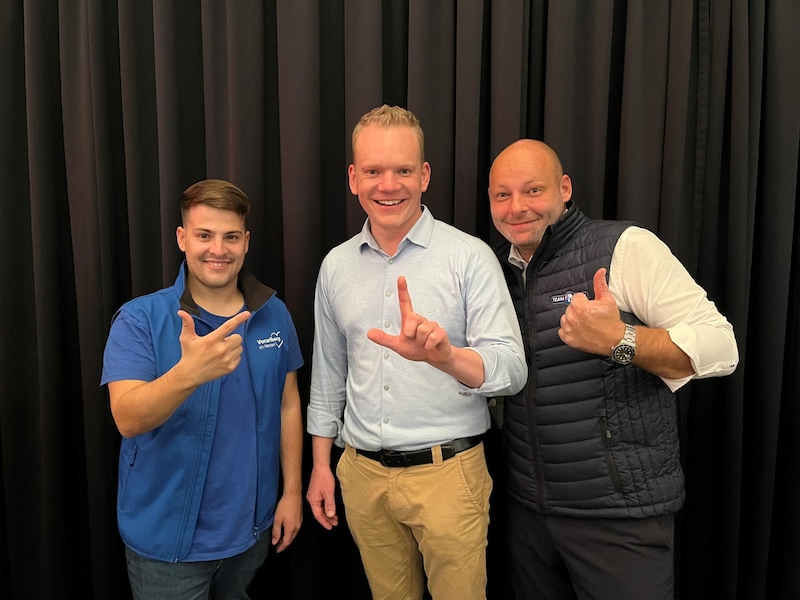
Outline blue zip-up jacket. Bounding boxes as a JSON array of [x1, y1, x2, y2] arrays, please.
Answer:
[[107, 263, 302, 561]]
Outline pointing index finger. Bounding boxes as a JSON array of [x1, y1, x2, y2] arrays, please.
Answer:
[[214, 310, 252, 339], [396, 276, 414, 318]]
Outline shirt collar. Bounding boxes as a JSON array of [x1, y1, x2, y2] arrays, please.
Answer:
[[507, 245, 529, 271]]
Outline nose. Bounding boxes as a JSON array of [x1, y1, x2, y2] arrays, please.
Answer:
[[209, 235, 226, 255], [508, 193, 526, 214], [377, 171, 401, 191]]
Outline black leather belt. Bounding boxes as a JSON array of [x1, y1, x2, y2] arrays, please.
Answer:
[[355, 435, 483, 468]]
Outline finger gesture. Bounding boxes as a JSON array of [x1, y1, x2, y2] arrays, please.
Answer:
[[558, 268, 625, 355], [177, 309, 252, 387], [367, 276, 453, 367]]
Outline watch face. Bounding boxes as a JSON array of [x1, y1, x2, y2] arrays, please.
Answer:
[[612, 345, 635, 364]]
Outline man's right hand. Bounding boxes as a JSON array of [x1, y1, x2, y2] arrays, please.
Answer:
[[109, 309, 251, 437], [306, 466, 339, 530], [176, 309, 251, 387]]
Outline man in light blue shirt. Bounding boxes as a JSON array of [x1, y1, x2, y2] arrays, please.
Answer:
[[306, 105, 527, 600]]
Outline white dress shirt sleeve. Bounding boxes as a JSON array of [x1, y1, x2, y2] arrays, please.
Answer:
[[608, 226, 739, 392]]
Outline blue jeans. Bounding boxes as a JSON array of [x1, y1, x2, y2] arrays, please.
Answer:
[[125, 534, 270, 600]]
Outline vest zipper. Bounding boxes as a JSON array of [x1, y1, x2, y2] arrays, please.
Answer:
[[522, 261, 547, 507], [244, 316, 262, 537]]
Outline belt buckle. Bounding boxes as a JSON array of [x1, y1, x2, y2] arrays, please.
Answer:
[[379, 451, 408, 468]]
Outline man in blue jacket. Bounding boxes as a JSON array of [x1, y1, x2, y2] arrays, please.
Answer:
[[101, 179, 304, 599], [488, 140, 739, 599]]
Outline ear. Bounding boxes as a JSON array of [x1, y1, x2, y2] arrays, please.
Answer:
[[176, 226, 186, 252], [245, 230, 251, 254], [348, 164, 358, 195], [560, 173, 573, 203], [420, 161, 431, 193]]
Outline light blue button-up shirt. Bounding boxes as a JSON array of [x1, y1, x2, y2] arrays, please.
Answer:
[[307, 207, 527, 451]]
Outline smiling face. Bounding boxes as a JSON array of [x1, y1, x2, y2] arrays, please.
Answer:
[[488, 140, 572, 260], [176, 204, 250, 297], [348, 124, 431, 254]]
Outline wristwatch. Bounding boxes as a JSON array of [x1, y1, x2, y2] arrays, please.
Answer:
[[611, 323, 636, 365]]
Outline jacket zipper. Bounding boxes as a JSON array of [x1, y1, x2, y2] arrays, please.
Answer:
[[521, 263, 546, 507], [245, 316, 262, 539]]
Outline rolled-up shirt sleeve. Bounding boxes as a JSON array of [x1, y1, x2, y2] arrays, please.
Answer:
[[609, 226, 739, 392], [459, 242, 528, 396], [306, 265, 348, 444]]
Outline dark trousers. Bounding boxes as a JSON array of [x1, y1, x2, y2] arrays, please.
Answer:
[[507, 498, 675, 600], [125, 534, 270, 600]]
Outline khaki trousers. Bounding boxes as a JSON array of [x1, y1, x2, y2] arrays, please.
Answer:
[[337, 443, 492, 600]]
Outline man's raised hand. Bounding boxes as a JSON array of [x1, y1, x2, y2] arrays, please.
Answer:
[[558, 268, 624, 355], [177, 309, 252, 386], [366, 276, 453, 366]]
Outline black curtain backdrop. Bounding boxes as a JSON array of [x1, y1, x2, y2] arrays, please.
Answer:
[[1, 1, 798, 598]]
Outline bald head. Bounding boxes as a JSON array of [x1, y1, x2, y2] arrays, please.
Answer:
[[489, 139, 564, 186], [488, 139, 572, 259]]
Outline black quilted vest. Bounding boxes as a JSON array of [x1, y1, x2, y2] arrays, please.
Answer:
[[496, 202, 685, 518]]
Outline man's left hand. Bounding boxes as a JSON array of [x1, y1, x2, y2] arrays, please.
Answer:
[[367, 276, 453, 367], [558, 268, 625, 356], [271, 493, 303, 552]]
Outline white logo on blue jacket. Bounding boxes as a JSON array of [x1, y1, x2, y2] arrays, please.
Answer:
[[257, 332, 284, 349]]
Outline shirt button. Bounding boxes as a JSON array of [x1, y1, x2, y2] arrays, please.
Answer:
[[383, 418, 389, 424], [384, 353, 389, 359], [385, 290, 391, 297], [383, 385, 389, 391], [385, 322, 391, 328]]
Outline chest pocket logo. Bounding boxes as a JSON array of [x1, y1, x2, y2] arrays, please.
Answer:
[[550, 290, 588, 306], [257, 332, 284, 349]]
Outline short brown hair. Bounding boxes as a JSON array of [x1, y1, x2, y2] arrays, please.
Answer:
[[352, 104, 426, 162], [180, 179, 251, 224]]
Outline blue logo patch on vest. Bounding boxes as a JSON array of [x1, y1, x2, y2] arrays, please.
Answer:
[[551, 291, 588, 305]]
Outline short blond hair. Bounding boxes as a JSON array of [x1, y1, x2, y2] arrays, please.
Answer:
[[351, 104, 426, 162]]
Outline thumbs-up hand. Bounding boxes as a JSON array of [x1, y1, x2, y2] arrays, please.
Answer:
[[558, 268, 625, 356], [367, 276, 453, 367], [177, 309, 252, 386]]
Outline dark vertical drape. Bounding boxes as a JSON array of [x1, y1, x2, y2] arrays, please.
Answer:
[[1, 1, 798, 598]]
